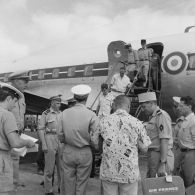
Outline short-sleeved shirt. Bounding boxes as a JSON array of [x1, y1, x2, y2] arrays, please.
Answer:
[[11, 94, 26, 131], [178, 113, 195, 149], [38, 108, 62, 134], [145, 107, 173, 150], [98, 93, 114, 118], [99, 109, 151, 183], [61, 103, 99, 148], [127, 50, 139, 64], [110, 73, 131, 93], [138, 48, 152, 61], [0, 107, 18, 151]]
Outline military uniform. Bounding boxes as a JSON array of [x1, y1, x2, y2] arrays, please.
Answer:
[[60, 84, 100, 195], [138, 92, 174, 178], [146, 107, 174, 177], [177, 112, 195, 187], [38, 107, 62, 194], [0, 82, 23, 194], [8, 70, 30, 188], [138, 43, 152, 87], [126, 49, 139, 82]]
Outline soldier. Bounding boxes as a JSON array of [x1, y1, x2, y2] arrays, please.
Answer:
[[176, 96, 195, 187], [0, 82, 35, 195], [138, 39, 152, 87], [138, 92, 174, 177], [124, 43, 139, 82], [8, 70, 30, 189], [60, 84, 99, 195], [150, 48, 161, 90], [110, 66, 132, 98], [38, 95, 62, 195], [96, 83, 114, 120]]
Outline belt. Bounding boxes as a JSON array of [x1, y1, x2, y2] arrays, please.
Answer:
[[139, 59, 149, 61], [180, 148, 195, 152], [45, 131, 57, 135], [148, 148, 160, 152]]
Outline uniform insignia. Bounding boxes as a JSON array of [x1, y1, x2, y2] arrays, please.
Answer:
[[43, 109, 50, 115], [159, 124, 164, 131], [156, 109, 162, 115]]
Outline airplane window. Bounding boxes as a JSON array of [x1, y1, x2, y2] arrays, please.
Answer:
[[67, 67, 75, 77], [113, 50, 121, 58], [52, 68, 59, 78], [188, 54, 195, 69], [84, 65, 93, 76], [38, 70, 45, 79]]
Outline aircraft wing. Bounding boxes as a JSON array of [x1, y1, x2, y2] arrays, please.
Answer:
[[24, 90, 68, 115]]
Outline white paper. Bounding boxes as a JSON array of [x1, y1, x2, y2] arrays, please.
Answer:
[[13, 134, 38, 157]]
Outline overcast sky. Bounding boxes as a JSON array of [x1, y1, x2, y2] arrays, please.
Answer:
[[0, 0, 195, 73]]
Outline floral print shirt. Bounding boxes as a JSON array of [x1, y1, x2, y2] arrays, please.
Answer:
[[99, 109, 151, 183]]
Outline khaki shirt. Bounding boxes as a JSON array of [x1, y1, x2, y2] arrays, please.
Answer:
[[145, 107, 173, 150], [127, 50, 139, 64], [61, 103, 99, 148], [0, 107, 18, 151], [38, 108, 62, 134], [178, 113, 195, 149], [138, 48, 152, 61], [11, 94, 26, 131]]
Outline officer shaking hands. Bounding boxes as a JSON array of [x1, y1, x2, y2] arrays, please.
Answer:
[[138, 92, 174, 177]]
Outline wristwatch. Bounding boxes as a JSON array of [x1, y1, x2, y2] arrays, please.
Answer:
[[160, 160, 167, 164]]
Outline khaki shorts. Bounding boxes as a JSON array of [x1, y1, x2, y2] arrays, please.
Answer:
[[0, 150, 13, 193]]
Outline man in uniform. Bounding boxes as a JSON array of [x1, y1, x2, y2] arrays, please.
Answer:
[[96, 83, 114, 120], [150, 48, 161, 90], [125, 43, 139, 82], [138, 39, 152, 87], [176, 96, 195, 187], [60, 84, 100, 195], [8, 70, 30, 189], [110, 66, 132, 98], [0, 82, 35, 195], [38, 95, 62, 195], [138, 92, 174, 177]]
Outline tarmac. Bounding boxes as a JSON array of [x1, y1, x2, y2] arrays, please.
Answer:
[[15, 155, 147, 195]]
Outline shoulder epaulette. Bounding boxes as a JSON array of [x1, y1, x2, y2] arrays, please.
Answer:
[[156, 109, 162, 115], [43, 109, 50, 115]]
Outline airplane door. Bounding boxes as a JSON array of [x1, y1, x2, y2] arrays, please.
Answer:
[[147, 42, 164, 91]]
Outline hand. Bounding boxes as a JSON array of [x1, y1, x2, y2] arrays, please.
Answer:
[[58, 134, 65, 143], [105, 138, 112, 147], [26, 140, 35, 148], [42, 144, 48, 153], [157, 163, 166, 177]]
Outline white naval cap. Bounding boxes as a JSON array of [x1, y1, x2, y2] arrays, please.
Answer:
[[0, 82, 23, 99], [8, 70, 31, 81], [71, 84, 91, 100], [138, 92, 157, 103], [173, 96, 181, 104]]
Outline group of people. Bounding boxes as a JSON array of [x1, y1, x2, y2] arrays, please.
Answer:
[[0, 68, 195, 195], [124, 39, 161, 89]]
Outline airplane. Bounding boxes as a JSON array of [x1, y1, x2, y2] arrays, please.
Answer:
[[0, 26, 195, 121]]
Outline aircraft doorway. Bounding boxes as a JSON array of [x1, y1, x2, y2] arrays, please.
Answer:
[[147, 42, 164, 91]]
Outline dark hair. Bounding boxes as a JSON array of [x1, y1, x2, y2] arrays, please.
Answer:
[[180, 96, 195, 111], [101, 83, 108, 90], [0, 87, 19, 102]]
